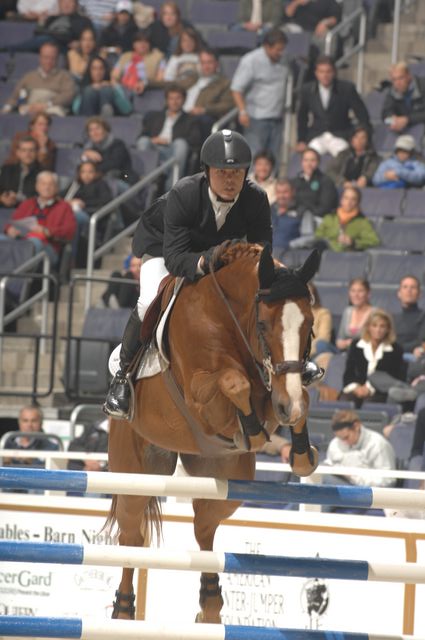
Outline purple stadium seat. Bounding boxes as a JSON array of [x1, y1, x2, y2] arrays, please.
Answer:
[[106, 116, 142, 147], [49, 116, 86, 145], [409, 62, 425, 76], [377, 219, 425, 252], [145, 0, 187, 17], [0, 113, 30, 140], [285, 32, 311, 59], [0, 83, 12, 108], [55, 147, 82, 178], [8, 52, 39, 80], [372, 122, 425, 152], [364, 90, 386, 123], [130, 148, 159, 177], [219, 55, 240, 80], [361, 187, 404, 218], [368, 251, 425, 285], [207, 30, 257, 54], [190, 1, 239, 25], [0, 53, 12, 80], [403, 189, 425, 218], [133, 89, 165, 116], [286, 152, 332, 178], [316, 250, 369, 284], [0, 22, 35, 49]]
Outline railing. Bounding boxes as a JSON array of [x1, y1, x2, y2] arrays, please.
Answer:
[[211, 106, 239, 134], [84, 157, 179, 311], [0, 262, 59, 401], [69, 404, 105, 440], [325, 7, 367, 93]]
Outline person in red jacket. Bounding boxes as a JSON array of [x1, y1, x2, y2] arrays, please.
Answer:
[[3, 171, 76, 265]]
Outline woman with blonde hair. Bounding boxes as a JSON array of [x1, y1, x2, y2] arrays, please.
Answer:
[[340, 308, 413, 407]]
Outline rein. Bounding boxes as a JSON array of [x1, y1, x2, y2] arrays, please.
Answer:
[[209, 267, 306, 392]]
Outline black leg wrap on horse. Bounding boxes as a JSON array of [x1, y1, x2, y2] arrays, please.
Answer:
[[112, 590, 135, 618], [289, 426, 315, 466], [237, 409, 270, 440], [199, 575, 222, 607]]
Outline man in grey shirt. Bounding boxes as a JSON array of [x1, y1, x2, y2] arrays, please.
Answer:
[[231, 28, 289, 163]]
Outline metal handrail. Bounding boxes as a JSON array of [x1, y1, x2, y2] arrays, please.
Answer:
[[391, 0, 402, 64], [211, 106, 239, 133], [69, 404, 105, 440], [84, 156, 178, 311], [325, 7, 367, 93], [0, 431, 64, 451]]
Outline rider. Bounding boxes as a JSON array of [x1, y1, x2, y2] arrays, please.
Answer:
[[103, 129, 273, 420]]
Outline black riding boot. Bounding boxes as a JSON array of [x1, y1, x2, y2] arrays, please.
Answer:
[[103, 307, 143, 420]]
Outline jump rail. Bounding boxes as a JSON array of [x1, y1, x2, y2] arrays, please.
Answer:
[[2, 541, 425, 584], [0, 617, 423, 640], [1, 467, 424, 510]]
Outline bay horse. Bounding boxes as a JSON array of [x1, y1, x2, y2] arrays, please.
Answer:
[[107, 243, 321, 623]]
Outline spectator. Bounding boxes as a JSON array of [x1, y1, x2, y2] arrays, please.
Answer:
[[67, 27, 98, 81], [314, 185, 380, 252], [148, 1, 191, 59], [2, 41, 76, 117], [372, 134, 425, 189], [99, 0, 138, 56], [324, 409, 396, 488], [326, 126, 381, 189], [231, 28, 289, 160], [309, 282, 333, 358], [0, 137, 41, 209], [409, 407, 425, 460], [336, 278, 373, 352], [110, 30, 165, 109], [6, 113, 57, 171], [183, 48, 235, 143], [230, 0, 284, 40], [271, 179, 302, 254], [66, 417, 109, 472], [340, 308, 412, 407], [2, 406, 60, 470], [17, 0, 58, 21], [283, 0, 341, 43], [73, 55, 131, 116], [82, 116, 137, 187], [292, 147, 338, 219], [159, 26, 202, 87], [101, 254, 141, 308], [79, 0, 117, 32], [248, 150, 277, 205], [64, 160, 112, 261], [10, 0, 94, 53], [393, 275, 425, 383], [382, 61, 425, 133], [136, 84, 201, 190], [296, 55, 370, 157], [0, 1, 17, 20], [2, 171, 76, 266]]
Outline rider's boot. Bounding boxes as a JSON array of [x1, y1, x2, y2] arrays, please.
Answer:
[[103, 307, 143, 420]]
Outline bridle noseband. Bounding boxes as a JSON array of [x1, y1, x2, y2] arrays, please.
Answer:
[[209, 269, 311, 392]]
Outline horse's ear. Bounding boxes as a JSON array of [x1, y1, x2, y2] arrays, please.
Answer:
[[296, 249, 321, 284], [258, 244, 275, 289]]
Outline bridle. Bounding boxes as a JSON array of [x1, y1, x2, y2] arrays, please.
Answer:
[[209, 268, 312, 393]]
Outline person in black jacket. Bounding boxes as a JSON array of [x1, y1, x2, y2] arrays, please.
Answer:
[[340, 308, 411, 408], [99, 2, 139, 57], [296, 55, 370, 157], [381, 61, 425, 133], [81, 116, 137, 186], [325, 126, 381, 189], [136, 84, 201, 190], [103, 129, 272, 419], [0, 136, 41, 209], [292, 147, 338, 219]]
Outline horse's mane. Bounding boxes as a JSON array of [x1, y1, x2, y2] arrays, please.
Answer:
[[220, 242, 264, 265]]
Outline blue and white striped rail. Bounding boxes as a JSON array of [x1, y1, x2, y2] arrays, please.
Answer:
[[1, 467, 424, 510], [0, 617, 424, 640], [1, 540, 425, 584]]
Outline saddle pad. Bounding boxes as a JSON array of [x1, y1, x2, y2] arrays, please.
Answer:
[[108, 341, 163, 379]]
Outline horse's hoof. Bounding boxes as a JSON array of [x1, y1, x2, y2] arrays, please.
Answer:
[[290, 446, 319, 477], [195, 612, 203, 623], [233, 430, 268, 452]]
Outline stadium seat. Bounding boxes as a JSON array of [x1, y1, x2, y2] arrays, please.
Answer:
[[219, 55, 240, 80], [314, 282, 345, 327], [387, 421, 416, 468], [0, 238, 35, 302], [0, 141, 10, 165], [377, 219, 425, 252], [106, 116, 143, 147], [207, 30, 257, 54], [285, 32, 311, 59], [145, 0, 188, 17], [0, 22, 35, 49], [130, 147, 159, 178], [414, 393, 425, 414], [372, 122, 425, 152], [0, 83, 12, 109], [364, 90, 386, 123], [0, 113, 30, 140], [316, 250, 369, 284], [133, 89, 165, 116], [370, 285, 400, 315], [320, 352, 346, 392], [276, 248, 312, 268], [49, 116, 86, 146], [361, 187, 404, 218], [55, 147, 82, 178], [0, 53, 12, 81], [368, 251, 425, 285], [286, 151, 332, 178], [189, 1, 239, 25], [7, 52, 39, 80], [361, 401, 402, 422], [404, 455, 423, 489], [402, 189, 425, 218], [408, 61, 425, 76]]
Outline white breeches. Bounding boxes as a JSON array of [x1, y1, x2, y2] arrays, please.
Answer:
[[136, 256, 170, 321]]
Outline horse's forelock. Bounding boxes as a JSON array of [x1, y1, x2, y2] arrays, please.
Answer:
[[260, 267, 311, 303]]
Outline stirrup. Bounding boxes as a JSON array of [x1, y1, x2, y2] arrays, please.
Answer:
[[103, 372, 136, 421]]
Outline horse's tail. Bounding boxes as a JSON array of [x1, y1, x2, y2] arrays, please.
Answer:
[[142, 496, 163, 546], [103, 495, 119, 536]]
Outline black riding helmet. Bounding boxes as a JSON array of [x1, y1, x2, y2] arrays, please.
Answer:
[[200, 129, 252, 170]]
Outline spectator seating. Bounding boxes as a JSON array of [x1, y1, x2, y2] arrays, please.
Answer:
[[133, 89, 165, 116], [49, 116, 86, 146], [320, 352, 346, 393], [285, 32, 311, 60], [361, 187, 404, 218], [403, 189, 425, 218], [146, 0, 188, 17], [364, 90, 386, 123], [368, 251, 425, 285], [286, 151, 332, 179], [0, 113, 30, 140], [414, 393, 425, 414], [207, 30, 257, 55], [0, 21, 35, 49], [55, 147, 83, 178], [361, 401, 403, 422], [0, 238, 35, 303], [190, 1, 239, 26], [315, 250, 369, 284], [372, 122, 425, 152], [277, 248, 312, 269], [7, 52, 40, 81], [387, 420, 416, 468], [219, 55, 240, 80], [106, 115, 143, 148], [377, 219, 425, 252], [314, 282, 343, 328]]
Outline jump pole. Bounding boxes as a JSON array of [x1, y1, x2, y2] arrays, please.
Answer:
[[1, 467, 424, 510], [1, 540, 425, 585], [1, 617, 424, 640]]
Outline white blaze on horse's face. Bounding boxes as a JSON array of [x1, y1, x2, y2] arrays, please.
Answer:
[[280, 301, 305, 423]]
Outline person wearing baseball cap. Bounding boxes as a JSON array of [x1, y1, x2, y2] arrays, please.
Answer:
[[372, 133, 425, 188], [115, 0, 133, 13]]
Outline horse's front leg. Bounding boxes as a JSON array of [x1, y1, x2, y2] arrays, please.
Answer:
[[288, 394, 319, 476], [218, 368, 268, 450]]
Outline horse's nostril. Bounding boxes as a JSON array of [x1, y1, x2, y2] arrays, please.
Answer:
[[278, 404, 288, 418]]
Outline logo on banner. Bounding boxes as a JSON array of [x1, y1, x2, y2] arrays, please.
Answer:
[[74, 568, 115, 591], [300, 577, 329, 629]]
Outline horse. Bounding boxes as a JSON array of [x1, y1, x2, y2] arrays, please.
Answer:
[[107, 242, 321, 624]]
